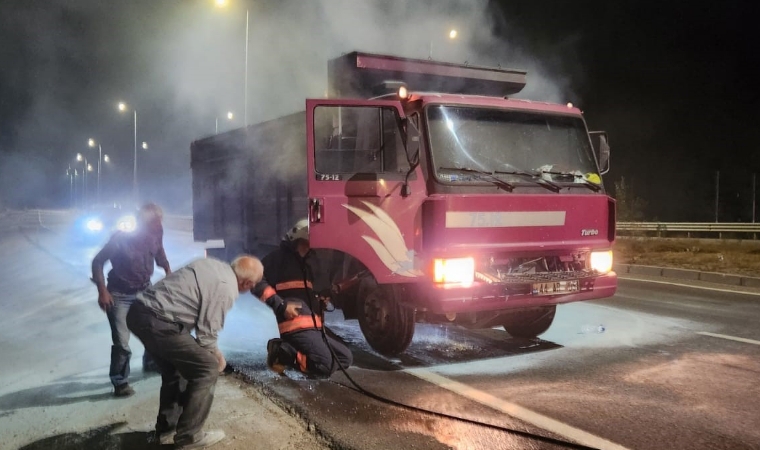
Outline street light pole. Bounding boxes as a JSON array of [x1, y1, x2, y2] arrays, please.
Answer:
[[133, 110, 138, 204], [245, 9, 249, 126]]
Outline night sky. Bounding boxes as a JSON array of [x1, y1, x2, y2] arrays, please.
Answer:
[[1, 0, 758, 221]]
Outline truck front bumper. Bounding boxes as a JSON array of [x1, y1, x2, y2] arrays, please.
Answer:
[[408, 271, 618, 315]]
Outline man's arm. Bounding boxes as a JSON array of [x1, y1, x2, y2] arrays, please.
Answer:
[[155, 244, 171, 275], [91, 237, 117, 311], [251, 279, 285, 314]]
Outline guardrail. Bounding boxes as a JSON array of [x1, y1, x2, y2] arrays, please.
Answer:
[[617, 222, 760, 239], [4, 212, 758, 240]]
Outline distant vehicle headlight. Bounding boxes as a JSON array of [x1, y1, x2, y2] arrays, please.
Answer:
[[433, 257, 475, 285], [86, 218, 104, 232], [117, 215, 137, 232], [590, 250, 613, 273]]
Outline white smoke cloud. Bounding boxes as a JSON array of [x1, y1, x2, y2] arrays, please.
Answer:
[[0, 0, 580, 211]]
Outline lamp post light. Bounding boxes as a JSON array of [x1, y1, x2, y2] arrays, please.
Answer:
[[76, 153, 88, 206], [215, 111, 235, 133], [117, 101, 141, 204], [429, 28, 458, 59], [88, 138, 107, 204], [214, 0, 249, 126]]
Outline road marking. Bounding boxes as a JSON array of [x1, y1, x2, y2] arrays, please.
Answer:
[[697, 331, 760, 346], [406, 368, 631, 450], [619, 276, 760, 297]]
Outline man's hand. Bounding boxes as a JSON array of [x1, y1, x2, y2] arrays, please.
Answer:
[[214, 349, 226, 373], [284, 302, 302, 320], [97, 291, 113, 312]]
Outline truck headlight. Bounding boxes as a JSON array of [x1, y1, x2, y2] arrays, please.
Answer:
[[433, 257, 475, 285], [590, 250, 613, 273]]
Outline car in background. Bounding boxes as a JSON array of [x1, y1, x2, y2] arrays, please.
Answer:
[[71, 204, 136, 243]]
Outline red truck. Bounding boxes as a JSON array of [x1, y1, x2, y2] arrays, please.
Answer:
[[191, 51, 617, 356]]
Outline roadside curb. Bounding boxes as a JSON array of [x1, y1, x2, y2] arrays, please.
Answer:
[[614, 263, 760, 288]]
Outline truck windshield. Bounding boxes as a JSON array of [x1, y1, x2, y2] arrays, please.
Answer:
[[426, 105, 599, 185]]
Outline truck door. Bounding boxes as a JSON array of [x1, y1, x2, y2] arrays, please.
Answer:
[[306, 99, 424, 282]]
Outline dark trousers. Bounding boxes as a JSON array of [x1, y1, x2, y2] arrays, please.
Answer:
[[126, 302, 218, 445], [282, 328, 353, 378]]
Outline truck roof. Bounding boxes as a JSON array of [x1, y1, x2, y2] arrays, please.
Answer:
[[407, 93, 583, 115], [328, 51, 526, 98]]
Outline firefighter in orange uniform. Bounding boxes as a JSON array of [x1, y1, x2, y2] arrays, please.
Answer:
[[252, 219, 353, 378]]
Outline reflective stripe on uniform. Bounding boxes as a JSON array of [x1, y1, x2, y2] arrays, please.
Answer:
[[260, 286, 277, 301], [278, 315, 322, 334], [275, 280, 313, 291]]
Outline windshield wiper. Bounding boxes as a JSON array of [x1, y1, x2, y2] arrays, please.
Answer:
[[438, 166, 514, 192], [539, 170, 602, 192], [493, 169, 561, 193]]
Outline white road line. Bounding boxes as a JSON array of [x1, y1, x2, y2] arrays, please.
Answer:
[[697, 331, 760, 346], [406, 368, 631, 450], [619, 276, 760, 297]]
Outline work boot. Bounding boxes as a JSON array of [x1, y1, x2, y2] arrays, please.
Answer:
[[175, 430, 225, 449], [113, 383, 135, 398], [266, 338, 288, 375]]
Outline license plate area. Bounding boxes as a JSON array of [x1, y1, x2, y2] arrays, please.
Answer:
[[532, 280, 579, 295]]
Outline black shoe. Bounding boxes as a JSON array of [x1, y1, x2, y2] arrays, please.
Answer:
[[114, 383, 135, 397], [266, 338, 287, 374]]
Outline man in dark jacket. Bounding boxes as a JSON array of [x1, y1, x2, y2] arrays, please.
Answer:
[[252, 219, 352, 378], [91, 203, 170, 397]]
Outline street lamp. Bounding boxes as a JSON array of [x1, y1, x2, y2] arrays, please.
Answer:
[[215, 111, 235, 133], [429, 28, 459, 59], [66, 166, 76, 208], [88, 138, 107, 204], [214, 0, 249, 126], [117, 101, 140, 204], [76, 153, 88, 206]]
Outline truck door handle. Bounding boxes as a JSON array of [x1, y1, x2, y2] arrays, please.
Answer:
[[309, 198, 324, 223]]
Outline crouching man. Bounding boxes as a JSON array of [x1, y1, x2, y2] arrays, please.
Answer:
[[127, 255, 263, 449], [252, 219, 352, 378]]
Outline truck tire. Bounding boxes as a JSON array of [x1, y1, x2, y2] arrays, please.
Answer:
[[502, 305, 556, 338], [358, 281, 415, 357]]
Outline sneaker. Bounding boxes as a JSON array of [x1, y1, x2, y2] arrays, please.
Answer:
[[266, 338, 287, 374], [113, 383, 135, 397], [175, 430, 225, 449]]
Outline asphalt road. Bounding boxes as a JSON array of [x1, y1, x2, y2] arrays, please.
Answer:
[[2, 225, 759, 450]]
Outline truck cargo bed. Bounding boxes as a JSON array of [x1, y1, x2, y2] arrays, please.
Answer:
[[190, 112, 307, 256]]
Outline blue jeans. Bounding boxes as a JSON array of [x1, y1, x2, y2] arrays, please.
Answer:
[[107, 291, 136, 387]]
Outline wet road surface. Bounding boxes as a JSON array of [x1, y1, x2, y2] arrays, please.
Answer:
[[2, 225, 759, 449]]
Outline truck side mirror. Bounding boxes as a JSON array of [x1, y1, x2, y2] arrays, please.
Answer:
[[589, 131, 610, 175]]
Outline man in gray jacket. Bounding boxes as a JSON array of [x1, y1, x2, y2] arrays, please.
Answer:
[[127, 255, 263, 449]]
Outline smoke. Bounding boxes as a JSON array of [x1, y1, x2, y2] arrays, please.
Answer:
[[0, 0, 581, 213]]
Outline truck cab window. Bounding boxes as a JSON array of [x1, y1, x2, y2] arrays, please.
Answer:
[[314, 106, 409, 176]]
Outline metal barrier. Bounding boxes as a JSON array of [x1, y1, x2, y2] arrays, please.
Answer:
[[617, 222, 760, 239], [6, 212, 756, 240]]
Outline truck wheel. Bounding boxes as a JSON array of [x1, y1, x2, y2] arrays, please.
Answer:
[[502, 306, 556, 338], [358, 282, 415, 357]]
